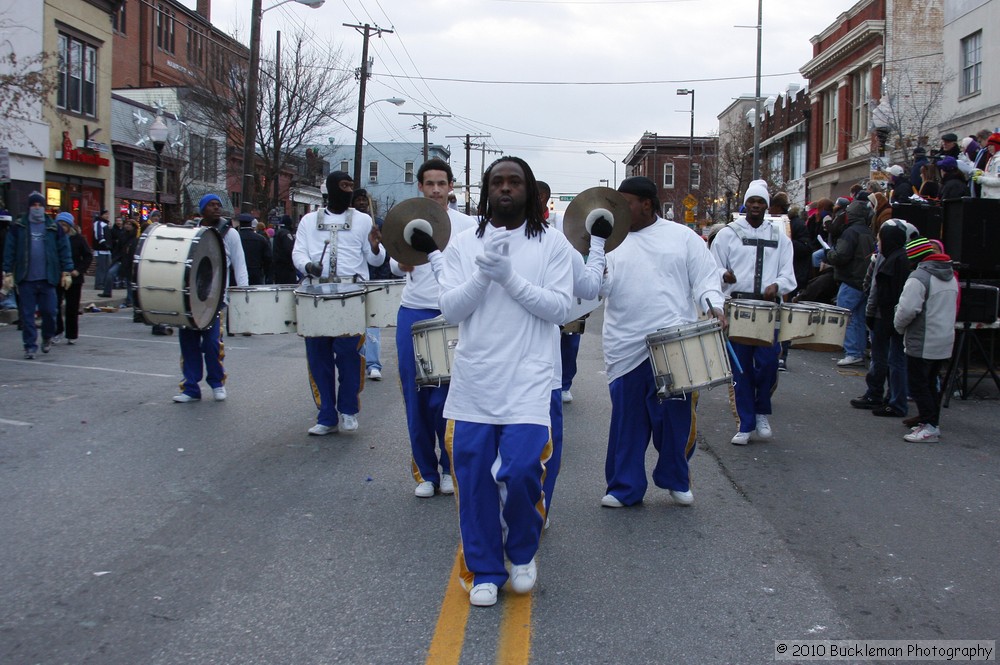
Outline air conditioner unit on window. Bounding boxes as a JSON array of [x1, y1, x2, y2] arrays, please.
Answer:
[[369, 176, 377, 183]]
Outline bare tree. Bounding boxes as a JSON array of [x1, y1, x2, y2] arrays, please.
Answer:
[[0, 21, 57, 150], [717, 119, 755, 216], [871, 62, 951, 164], [184, 28, 353, 213]]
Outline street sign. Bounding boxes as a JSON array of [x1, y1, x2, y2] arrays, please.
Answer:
[[685, 211, 695, 223], [682, 194, 698, 209], [0, 148, 10, 185], [559, 195, 575, 202]]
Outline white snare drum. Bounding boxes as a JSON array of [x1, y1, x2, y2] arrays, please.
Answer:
[[294, 283, 367, 337], [790, 302, 851, 351], [646, 319, 732, 397], [776, 302, 820, 343], [228, 285, 297, 334], [364, 279, 405, 328], [134, 223, 224, 330], [411, 316, 459, 386], [725, 299, 778, 346]]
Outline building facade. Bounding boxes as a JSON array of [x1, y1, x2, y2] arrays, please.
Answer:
[[623, 133, 719, 226], [936, 0, 1000, 139]]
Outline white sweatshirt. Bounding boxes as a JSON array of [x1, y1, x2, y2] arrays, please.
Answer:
[[439, 223, 574, 426], [709, 217, 796, 297], [292, 207, 385, 281], [601, 218, 725, 383]]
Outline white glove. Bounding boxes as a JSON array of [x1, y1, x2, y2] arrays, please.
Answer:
[[2, 273, 13, 292], [475, 251, 513, 285], [60, 272, 73, 290], [484, 228, 512, 256]]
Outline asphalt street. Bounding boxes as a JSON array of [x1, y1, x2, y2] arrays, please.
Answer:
[[1, 296, 998, 665]]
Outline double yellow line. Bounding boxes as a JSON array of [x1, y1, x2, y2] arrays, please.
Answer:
[[425, 550, 534, 665]]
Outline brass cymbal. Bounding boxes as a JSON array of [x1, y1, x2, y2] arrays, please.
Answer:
[[382, 198, 453, 266], [562, 187, 631, 254]]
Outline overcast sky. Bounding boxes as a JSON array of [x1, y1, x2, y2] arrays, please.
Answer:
[[183, 0, 859, 199]]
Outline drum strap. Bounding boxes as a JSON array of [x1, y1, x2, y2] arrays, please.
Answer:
[[730, 223, 779, 296]]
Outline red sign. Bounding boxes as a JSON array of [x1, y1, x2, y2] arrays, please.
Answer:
[[58, 131, 110, 167]]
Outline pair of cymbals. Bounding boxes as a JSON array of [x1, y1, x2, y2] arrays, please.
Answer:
[[382, 198, 453, 266], [562, 187, 631, 254]]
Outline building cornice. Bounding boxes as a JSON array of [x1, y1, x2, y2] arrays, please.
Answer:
[[801, 20, 885, 80]]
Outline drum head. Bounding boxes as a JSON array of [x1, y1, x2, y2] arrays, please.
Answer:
[[187, 227, 225, 329]]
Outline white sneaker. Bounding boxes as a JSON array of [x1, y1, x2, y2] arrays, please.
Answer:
[[561, 390, 573, 403], [340, 414, 359, 432], [904, 423, 940, 443], [731, 431, 751, 446], [600, 493, 624, 508], [837, 355, 864, 367], [172, 393, 200, 403], [414, 481, 435, 498], [213, 387, 227, 401], [308, 423, 338, 436], [368, 367, 382, 380], [755, 414, 772, 439], [509, 558, 537, 593], [439, 474, 455, 495], [670, 489, 694, 506], [469, 583, 498, 607]]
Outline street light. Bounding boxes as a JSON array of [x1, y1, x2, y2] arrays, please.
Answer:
[[149, 115, 169, 211], [242, 0, 325, 213], [352, 97, 404, 186], [676, 88, 695, 160], [586, 150, 617, 188]]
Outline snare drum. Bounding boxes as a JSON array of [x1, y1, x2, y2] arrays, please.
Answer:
[[725, 299, 778, 346], [646, 319, 732, 397], [133, 223, 224, 330], [364, 279, 405, 328], [228, 285, 297, 334], [411, 316, 459, 386], [294, 283, 367, 337], [776, 302, 820, 343], [790, 302, 851, 351]]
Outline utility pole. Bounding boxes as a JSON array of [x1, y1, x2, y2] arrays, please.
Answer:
[[447, 133, 489, 215], [271, 30, 281, 212], [344, 23, 393, 186], [241, 0, 264, 213], [751, 0, 763, 180], [401, 112, 452, 162]]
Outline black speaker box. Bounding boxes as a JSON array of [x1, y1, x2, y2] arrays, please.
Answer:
[[942, 198, 1000, 272], [892, 202, 943, 240], [957, 282, 999, 324]]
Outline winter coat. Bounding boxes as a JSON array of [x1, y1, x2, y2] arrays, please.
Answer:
[[272, 227, 297, 284], [2, 213, 74, 286], [69, 233, 93, 275], [894, 259, 958, 360], [891, 175, 913, 204], [367, 216, 393, 281], [238, 226, 273, 285], [939, 171, 967, 200], [825, 205, 876, 291], [979, 154, 1000, 200]]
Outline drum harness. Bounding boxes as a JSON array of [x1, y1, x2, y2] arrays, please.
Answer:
[[314, 208, 362, 285], [727, 221, 780, 302]]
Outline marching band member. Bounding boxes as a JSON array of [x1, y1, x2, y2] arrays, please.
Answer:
[[599, 177, 726, 508], [292, 171, 386, 435], [391, 158, 477, 498], [173, 194, 248, 403], [710, 180, 796, 445], [439, 157, 573, 607]]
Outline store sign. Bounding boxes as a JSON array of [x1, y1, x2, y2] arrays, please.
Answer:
[[55, 131, 110, 167], [133, 163, 156, 193]]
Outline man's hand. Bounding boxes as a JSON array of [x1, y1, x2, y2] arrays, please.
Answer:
[[590, 215, 613, 239], [305, 262, 323, 277], [60, 272, 73, 290], [763, 283, 779, 302], [409, 228, 439, 254], [722, 270, 737, 285], [711, 306, 728, 332], [475, 251, 513, 285], [368, 226, 382, 254], [71, 270, 79, 277]]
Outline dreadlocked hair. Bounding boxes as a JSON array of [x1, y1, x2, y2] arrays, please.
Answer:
[[476, 156, 548, 240]]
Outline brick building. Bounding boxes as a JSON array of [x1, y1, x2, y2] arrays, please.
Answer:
[[800, 0, 944, 201], [758, 86, 811, 204], [623, 132, 718, 226]]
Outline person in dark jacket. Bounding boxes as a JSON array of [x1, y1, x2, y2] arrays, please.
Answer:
[[54, 212, 93, 344], [272, 215, 297, 284], [822, 198, 876, 366], [886, 165, 913, 204], [909, 147, 929, 189], [353, 189, 390, 380], [850, 220, 911, 416], [936, 156, 967, 201], [236, 213, 272, 285], [103, 218, 139, 304], [2, 191, 74, 358]]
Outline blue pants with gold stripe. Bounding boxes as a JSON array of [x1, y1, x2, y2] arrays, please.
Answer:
[[730, 339, 779, 433], [396, 306, 450, 486], [446, 420, 551, 589], [605, 359, 696, 506], [178, 315, 224, 398], [544, 389, 562, 513], [305, 335, 363, 427]]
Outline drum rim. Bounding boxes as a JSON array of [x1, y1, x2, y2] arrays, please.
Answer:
[[657, 374, 732, 397], [411, 315, 453, 332], [645, 318, 721, 343], [726, 298, 779, 308]]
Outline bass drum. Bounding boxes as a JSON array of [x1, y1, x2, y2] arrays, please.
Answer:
[[133, 223, 224, 330]]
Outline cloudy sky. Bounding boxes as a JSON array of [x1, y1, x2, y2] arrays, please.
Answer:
[[183, 0, 859, 198]]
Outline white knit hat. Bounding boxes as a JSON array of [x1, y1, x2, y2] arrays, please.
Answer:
[[743, 179, 770, 206]]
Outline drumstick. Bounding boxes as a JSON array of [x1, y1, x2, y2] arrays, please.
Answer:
[[706, 296, 744, 375]]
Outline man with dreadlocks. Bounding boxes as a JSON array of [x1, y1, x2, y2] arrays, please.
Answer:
[[599, 176, 727, 509], [438, 157, 574, 608]]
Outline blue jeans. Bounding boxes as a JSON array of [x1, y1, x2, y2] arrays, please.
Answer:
[[865, 318, 908, 414], [18, 280, 58, 351], [105, 262, 133, 305], [94, 253, 111, 291], [836, 283, 867, 358], [364, 327, 381, 371]]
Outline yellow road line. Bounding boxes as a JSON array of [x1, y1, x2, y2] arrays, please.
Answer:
[[426, 550, 471, 665], [497, 591, 533, 665]]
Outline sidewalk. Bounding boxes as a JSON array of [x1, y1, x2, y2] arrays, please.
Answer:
[[0, 284, 128, 325]]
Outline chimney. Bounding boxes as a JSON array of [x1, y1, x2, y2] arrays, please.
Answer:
[[197, 0, 211, 22]]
